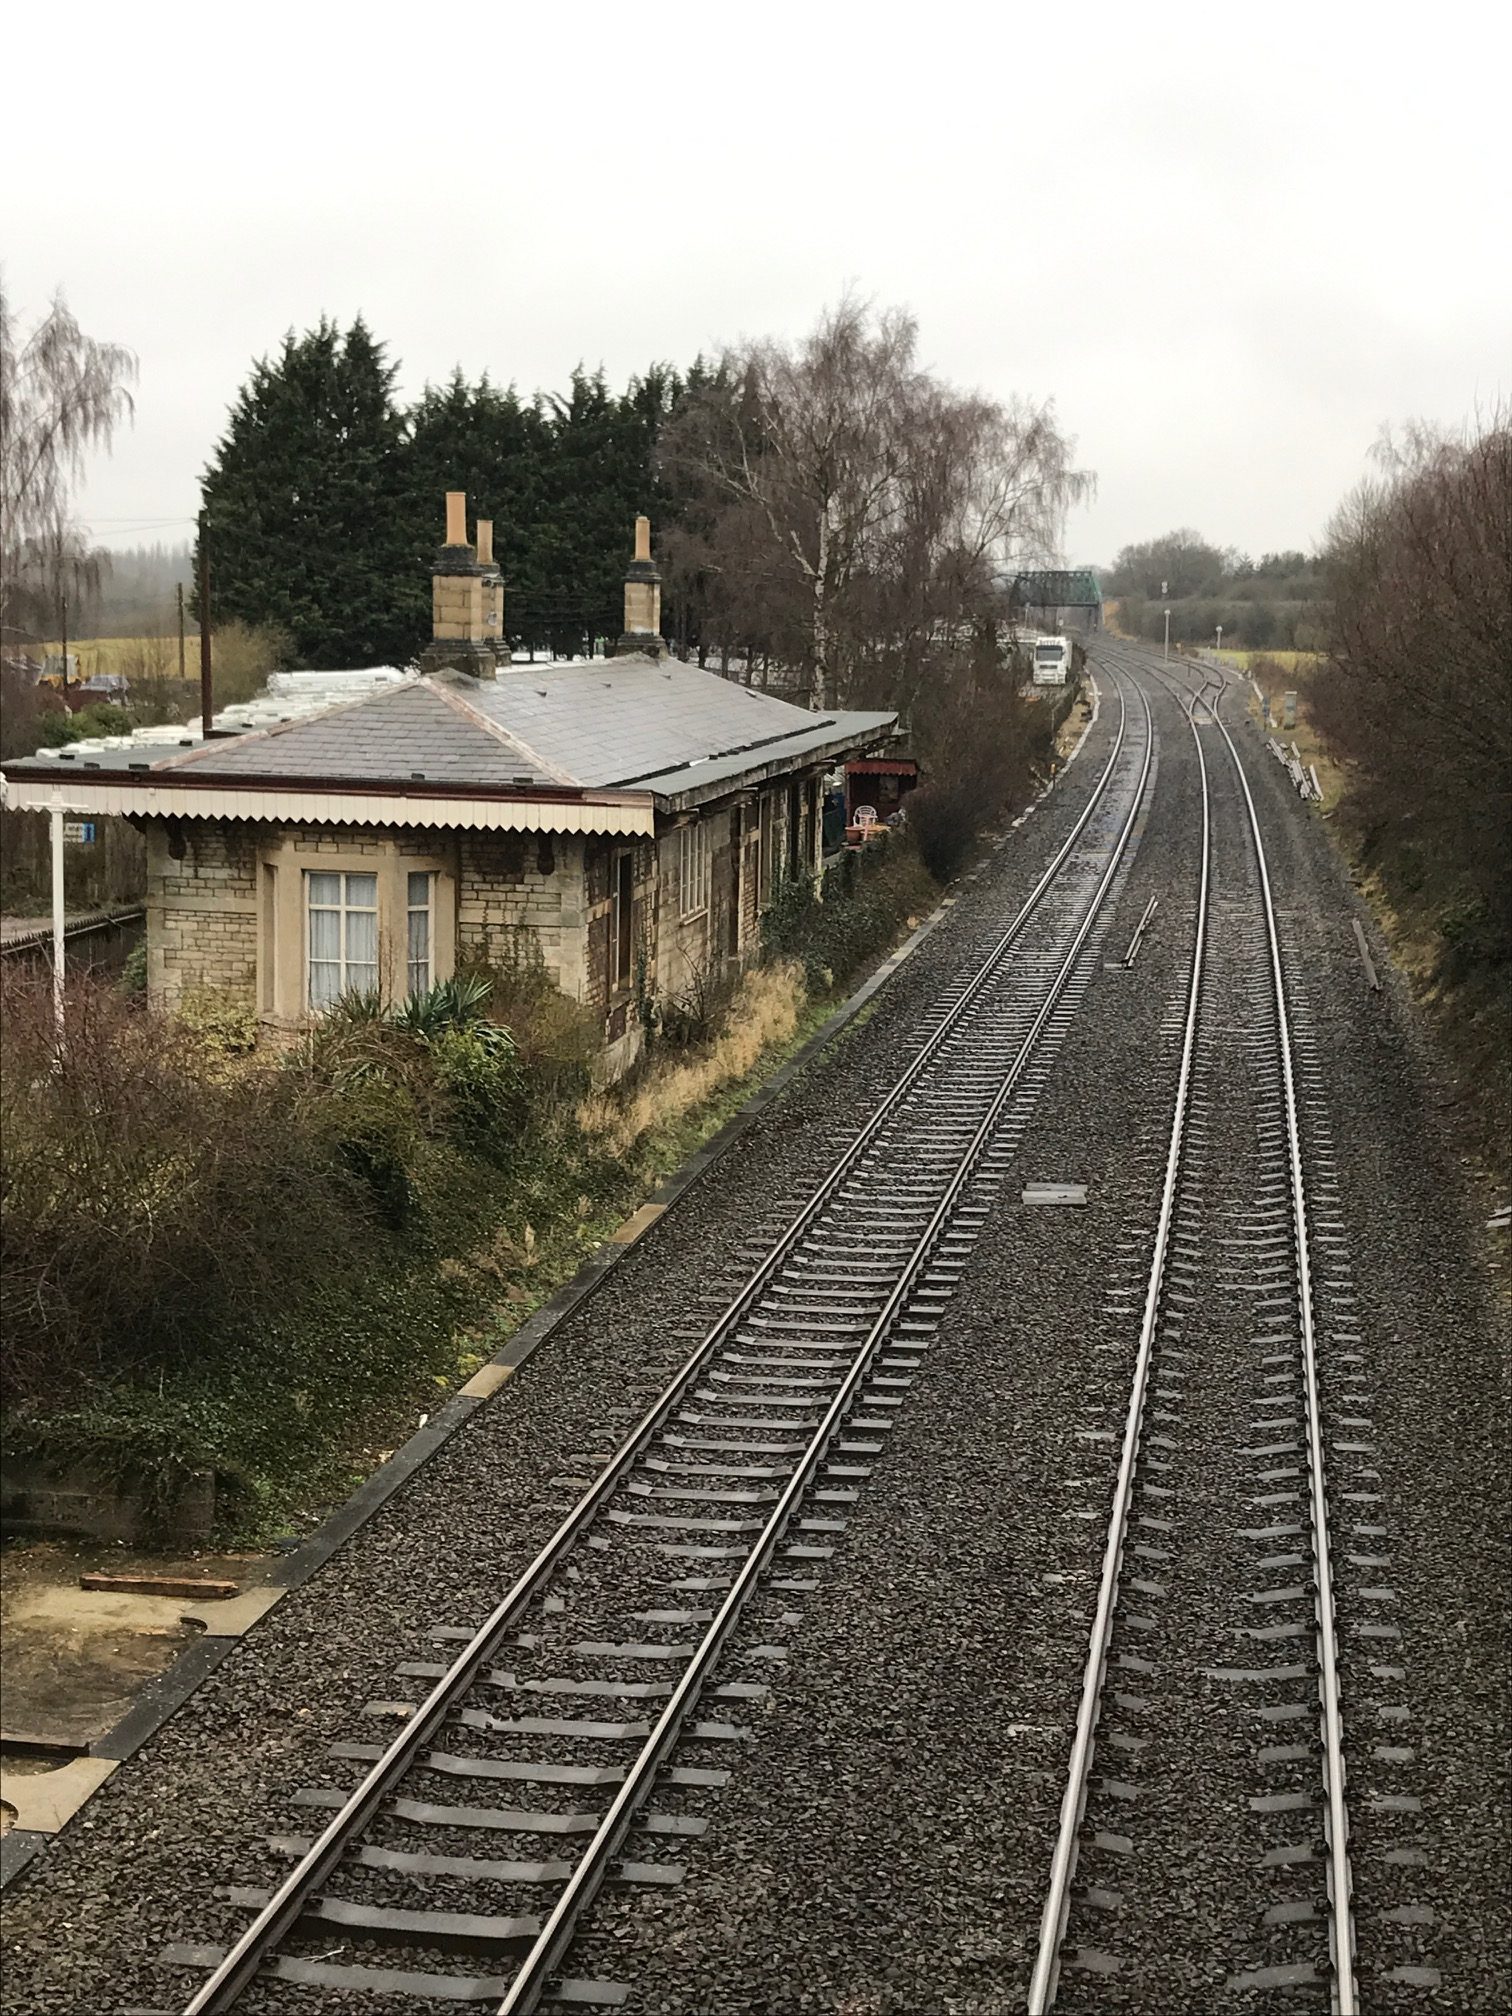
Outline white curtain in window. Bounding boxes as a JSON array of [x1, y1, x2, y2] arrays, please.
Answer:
[[308, 874, 342, 1005], [407, 871, 432, 997], [306, 870, 378, 1005], [344, 873, 378, 993]]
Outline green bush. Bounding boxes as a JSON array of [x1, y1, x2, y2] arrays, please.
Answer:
[[0, 951, 633, 1535], [119, 940, 148, 997], [764, 842, 937, 992], [32, 703, 134, 749]]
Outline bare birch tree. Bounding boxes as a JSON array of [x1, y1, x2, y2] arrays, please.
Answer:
[[0, 283, 137, 636], [660, 297, 1092, 711]]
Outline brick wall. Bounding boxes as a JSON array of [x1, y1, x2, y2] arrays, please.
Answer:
[[456, 830, 586, 997], [145, 822, 259, 1008]]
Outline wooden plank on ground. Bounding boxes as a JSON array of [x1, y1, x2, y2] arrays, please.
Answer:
[[78, 1572, 238, 1600]]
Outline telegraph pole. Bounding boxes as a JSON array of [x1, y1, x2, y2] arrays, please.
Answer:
[[197, 512, 213, 738], [60, 595, 69, 700], [177, 581, 187, 681]]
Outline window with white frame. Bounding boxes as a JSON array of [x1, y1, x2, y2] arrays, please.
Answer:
[[406, 871, 435, 997], [676, 820, 710, 918], [306, 871, 379, 1007]]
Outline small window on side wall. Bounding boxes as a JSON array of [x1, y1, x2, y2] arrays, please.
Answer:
[[614, 851, 634, 988], [677, 820, 710, 919], [407, 871, 435, 998]]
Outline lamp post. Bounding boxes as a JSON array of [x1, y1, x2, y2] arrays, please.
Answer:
[[1164, 608, 1171, 660], [1216, 623, 1223, 658]]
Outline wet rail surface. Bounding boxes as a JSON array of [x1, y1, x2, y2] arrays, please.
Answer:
[[167, 673, 1155, 2013], [1029, 642, 1358, 2014]]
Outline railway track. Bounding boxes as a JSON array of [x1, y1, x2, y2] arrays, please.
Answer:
[[167, 671, 1153, 2013], [1028, 642, 1358, 2012]]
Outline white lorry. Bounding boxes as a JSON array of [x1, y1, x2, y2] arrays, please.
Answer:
[[1031, 634, 1073, 685]]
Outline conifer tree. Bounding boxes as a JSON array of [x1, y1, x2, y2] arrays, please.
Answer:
[[199, 318, 415, 666], [407, 371, 552, 603]]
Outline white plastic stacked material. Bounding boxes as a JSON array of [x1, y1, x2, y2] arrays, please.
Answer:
[[265, 668, 410, 699], [25, 666, 417, 765]]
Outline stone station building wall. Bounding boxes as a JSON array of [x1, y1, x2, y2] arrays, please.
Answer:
[[138, 774, 827, 1068]]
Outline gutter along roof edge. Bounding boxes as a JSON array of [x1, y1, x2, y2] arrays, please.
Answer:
[[0, 774, 656, 837], [0, 762, 639, 805], [646, 714, 903, 811]]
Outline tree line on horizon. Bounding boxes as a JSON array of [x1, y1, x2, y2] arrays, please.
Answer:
[[1101, 528, 1324, 650]]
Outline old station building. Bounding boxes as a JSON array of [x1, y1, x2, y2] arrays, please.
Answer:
[[3, 500, 898, 1074]]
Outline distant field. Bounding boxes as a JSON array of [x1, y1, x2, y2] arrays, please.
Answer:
[[1214, 649, 1320, 673], [38, 636, 185, 677]]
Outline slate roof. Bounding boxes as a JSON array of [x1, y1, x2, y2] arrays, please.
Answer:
[[159, 682, 562, 791], [461, 658, 840, 790], [3, 656, 897, 815]]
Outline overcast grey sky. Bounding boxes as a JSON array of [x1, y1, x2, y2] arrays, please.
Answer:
[[6, 0, 1508, 567]]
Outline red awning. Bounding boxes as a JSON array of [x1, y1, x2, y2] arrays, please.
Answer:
[[844, 758, 918, 776]]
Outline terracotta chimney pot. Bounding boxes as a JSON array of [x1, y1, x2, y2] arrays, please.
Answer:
[[445, 490, 467, 547], [634, 514, 651, 563], [476, 519, 494, 565]]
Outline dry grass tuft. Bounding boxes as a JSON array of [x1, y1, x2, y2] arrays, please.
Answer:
[[580, 961, 807, 1157]]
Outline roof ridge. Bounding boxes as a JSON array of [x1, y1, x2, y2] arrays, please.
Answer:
[[425, 676, 579, 787]]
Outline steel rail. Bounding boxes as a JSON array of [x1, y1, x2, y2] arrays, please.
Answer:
[[498, 675, 1156, 2014], [183, 677, 1143, 2015], [1027, 645, 1355, 2014], [1026, 665, 1212, 2015], [1202, 672, 1356, 2015]]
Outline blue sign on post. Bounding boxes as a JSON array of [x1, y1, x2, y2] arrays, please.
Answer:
[[62, 821, 96, 845]]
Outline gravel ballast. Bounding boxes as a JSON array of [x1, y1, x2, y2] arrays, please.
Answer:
[[3, 649, 1505, 2016], [1, 692, 1125, 2014]]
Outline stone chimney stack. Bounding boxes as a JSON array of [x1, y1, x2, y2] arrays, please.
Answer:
[[615, 514, 665, 660], [421, 491, 503, 679], [475, 520, 504, 651]]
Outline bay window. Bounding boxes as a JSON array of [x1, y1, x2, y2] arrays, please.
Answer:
[[260, 837, 456, 1025]]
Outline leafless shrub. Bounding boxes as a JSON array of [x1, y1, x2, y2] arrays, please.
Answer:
[[0, 969, 360, 1405], [1310, 409, 1511, 958], [657, 949, 737, 1049]]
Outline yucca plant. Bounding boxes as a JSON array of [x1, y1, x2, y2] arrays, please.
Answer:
[[391, 973, 493, 1038]]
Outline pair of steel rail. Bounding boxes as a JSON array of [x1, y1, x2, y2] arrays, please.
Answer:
[[183, 674, 1152, 2013], [1026, 646, 1356, 2012]]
